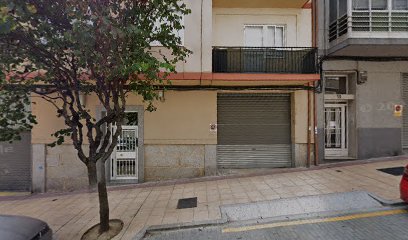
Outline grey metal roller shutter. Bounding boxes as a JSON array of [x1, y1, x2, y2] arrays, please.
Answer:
[[217, 93, 292, 169], [0, 132, 32, 191], [402, 74, 408, 149]]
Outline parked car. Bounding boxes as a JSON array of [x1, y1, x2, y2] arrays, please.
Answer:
[[401, 165, 408, 203], [0, 215, 52, 240]]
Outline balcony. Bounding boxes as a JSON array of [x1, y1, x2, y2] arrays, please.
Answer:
[[212, 47, 318, 74], [328, 9, 408, 57]]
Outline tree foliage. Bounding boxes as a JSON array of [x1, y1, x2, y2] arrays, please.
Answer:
[[0, 0, 190, 235], [0, 0, 190, 168]]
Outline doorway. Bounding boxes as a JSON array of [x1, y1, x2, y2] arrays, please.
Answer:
[[324, 103, 348, 157], [110, 112, 139, 181]]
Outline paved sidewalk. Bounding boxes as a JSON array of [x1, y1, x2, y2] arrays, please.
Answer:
[[0, 159, 406, 240]]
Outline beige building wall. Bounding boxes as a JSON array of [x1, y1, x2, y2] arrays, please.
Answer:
[[31, 87, 313, 189], [212, 8, 312, 47], [32, 89, 311, 145], [29, 1, 315, 191], [151, 3, 313, 74], [152, 0, 213, 73]]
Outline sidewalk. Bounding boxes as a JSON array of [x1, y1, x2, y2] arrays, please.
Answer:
[[0, 158, 406, 240]]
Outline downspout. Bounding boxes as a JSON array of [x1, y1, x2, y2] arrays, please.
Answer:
[[312, 0, 320, 166], [200, 0, 204, 85], [311, 0, 317, 48], [313, 81, 319, 165], [307, 82, 311, 168]]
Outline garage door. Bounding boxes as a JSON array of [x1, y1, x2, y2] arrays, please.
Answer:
[[403, 74, 408, 149], [0, 132, 32, 191], [217, 93, 292, 169]]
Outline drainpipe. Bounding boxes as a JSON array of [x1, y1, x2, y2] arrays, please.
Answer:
[[307, 82, 311, 168], [200, 0, 204, 85], [314, 81, 319, 166], [311, 0, 317, 48], [312, 0, 320, 166]]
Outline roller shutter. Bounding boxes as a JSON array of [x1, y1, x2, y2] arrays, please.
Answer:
[[217, 93, 292, 169], [0, 132, 31, 191], [402, 73, 408, 149]]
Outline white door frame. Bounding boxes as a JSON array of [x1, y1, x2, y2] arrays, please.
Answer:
[[324, 103, 348, 157], [110, 110, 139, 181]]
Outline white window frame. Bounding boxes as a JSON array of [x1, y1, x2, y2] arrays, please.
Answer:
[[351, 0, 408, 32], [353, 0, 388, 10], [243, 25, 286, 47], [352, 0, 408, 10]]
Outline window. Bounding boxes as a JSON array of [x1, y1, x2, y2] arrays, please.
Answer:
[[393, 0, 408, 9], [330, 0, 348, 22], [353, 0, 369, 10], [339, 0, 348, 16], [244, 25, 285, 47], [330, 0, 338, 23], [325, 77, 348, 94], [372, 0, 387, 9], [353, 0, 388, 10]]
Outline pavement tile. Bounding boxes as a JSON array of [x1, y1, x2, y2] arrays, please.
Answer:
[[0, 159, 406, 239]]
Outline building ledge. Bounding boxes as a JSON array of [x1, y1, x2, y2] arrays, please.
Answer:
[[329, 38, 408, 57], [167, 73, 320, 82]]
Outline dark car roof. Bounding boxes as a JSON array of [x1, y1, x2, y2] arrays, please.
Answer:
[[0, 215, 48, 240]]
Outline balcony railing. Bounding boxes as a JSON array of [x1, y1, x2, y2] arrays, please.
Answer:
[[212, 47, 318, 74], [330, 10, 408, 42]]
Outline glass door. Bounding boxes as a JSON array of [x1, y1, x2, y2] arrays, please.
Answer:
[[324, 104, 348, 157]]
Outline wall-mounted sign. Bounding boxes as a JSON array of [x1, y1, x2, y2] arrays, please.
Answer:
[[210, 124, 217, 132], [394, 105, 403, 117]]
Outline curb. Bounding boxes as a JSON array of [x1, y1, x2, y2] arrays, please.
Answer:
[[367, 192, 405, 206], [132, 218, 227, 240], [131, 191, 408, 240]]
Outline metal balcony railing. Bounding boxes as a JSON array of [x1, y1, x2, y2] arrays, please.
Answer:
[[329, 10, 408, 42], [212, 47, 318, 74]]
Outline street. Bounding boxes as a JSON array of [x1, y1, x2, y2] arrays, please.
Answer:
[[144, 207, 408, 240]]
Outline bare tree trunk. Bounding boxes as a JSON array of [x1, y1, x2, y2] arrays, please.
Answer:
[[98, 160, 110, 233], [87, 161, 98, 189]]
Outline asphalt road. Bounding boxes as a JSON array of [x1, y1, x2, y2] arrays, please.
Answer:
[[144, 208, 408, 240]]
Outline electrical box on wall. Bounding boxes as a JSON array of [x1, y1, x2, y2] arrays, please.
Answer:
[[357, 71, 368, 85]]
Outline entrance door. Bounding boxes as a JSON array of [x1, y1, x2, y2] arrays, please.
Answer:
[[111, 125, 138, 180], [324, 104, 348, 157]]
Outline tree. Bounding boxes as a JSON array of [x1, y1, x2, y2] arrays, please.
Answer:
[[0, 0, 190, 237]]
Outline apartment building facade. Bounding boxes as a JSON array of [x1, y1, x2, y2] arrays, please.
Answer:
[[317, 0, 408, 162], [1, 0, 319, 192]]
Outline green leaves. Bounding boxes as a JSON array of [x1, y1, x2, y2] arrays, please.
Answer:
[[0, 0, 191, 147], [0, 86, 37, 143], [48, 128, 72, 147]]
